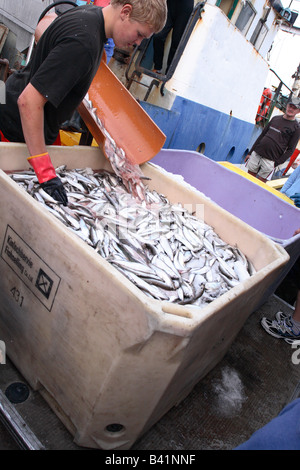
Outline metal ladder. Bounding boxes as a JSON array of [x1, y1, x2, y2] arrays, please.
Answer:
[[124, 2, 206, 101]]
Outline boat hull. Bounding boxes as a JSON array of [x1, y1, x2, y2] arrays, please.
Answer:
[[141, 97, 262, 163]]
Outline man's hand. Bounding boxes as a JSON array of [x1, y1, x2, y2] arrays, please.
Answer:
[[290, 193, 300, 208], [27, 152, 68, 205], [41, 176, 68, 206]]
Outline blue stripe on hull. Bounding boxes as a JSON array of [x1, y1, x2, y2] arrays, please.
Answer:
[[141, 96, 262, 163]]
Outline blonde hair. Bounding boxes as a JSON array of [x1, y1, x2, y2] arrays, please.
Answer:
[[110, 0, 167, 32]]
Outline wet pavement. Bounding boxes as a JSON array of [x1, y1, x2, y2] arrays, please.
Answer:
[[0, 294, 299, 451]]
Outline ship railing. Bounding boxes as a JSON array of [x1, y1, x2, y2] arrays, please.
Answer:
[[124, 2, 206, 100], [257, 69, 294, 127]]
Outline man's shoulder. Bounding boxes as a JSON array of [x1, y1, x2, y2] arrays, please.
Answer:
[[273, 114, 300, 129], [292, 118, 300, 133], [52, 5, 103, 32], [270, 115, 284, 123]]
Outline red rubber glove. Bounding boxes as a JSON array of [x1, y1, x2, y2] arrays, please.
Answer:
[[27, 152, 57, 183], [27, 152, 68, 205]]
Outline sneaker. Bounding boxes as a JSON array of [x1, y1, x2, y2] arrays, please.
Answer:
[[261, 315, 300, 344], [275, 311, 289, 322]]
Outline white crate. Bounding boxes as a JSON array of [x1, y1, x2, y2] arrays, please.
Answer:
[[0, 143, 289, 449]]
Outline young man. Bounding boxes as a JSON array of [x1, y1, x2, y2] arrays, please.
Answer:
[[280, 163, 300, 207], [0, 0, 167, 205], [245, 96, 300, 183], [261, 228, 300, 344]]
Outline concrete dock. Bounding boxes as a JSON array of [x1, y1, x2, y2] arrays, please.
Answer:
[[0, 293, 299, 451]]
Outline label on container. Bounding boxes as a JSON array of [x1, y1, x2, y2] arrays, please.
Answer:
[[1, 225, 61, 311], [0, 80, 5, 104], [0, 340, 5, 364]]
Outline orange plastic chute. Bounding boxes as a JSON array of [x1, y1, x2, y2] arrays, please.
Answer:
[[78, 58, 166, 165]]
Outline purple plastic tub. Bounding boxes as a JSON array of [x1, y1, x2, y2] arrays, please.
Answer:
[[151, 149, 300, 304]]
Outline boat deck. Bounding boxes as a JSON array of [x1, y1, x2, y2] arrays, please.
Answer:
[[0, 294, 299, 451]]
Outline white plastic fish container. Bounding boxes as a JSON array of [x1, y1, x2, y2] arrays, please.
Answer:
[[0, 143, 289, 450]]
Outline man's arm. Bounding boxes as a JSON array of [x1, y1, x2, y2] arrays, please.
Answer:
[[34, 13, 57, 43], [281, 165, 300, 194], [278, 132, 300, 166], [17, 83, 48, 156], [17, 83, 68, 205]]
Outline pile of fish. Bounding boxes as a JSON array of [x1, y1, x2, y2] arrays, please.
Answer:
[[11, 167, 255, 307]]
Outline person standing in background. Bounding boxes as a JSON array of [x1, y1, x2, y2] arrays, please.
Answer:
[[261, 228, 300, 343], [280, 164, 300, 207], [152, 0, 194, 74], [245, 96, 300, 183]]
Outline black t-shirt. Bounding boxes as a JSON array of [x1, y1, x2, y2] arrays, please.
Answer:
[[250, 115, 300, 166], [0, 5, 106, 144]]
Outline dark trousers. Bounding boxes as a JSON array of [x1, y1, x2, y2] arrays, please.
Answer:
[[275, 256, 300, 305], [153, 0, 194, 71], [0, 130, 9, 142]]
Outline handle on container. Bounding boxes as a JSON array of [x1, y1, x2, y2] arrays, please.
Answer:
[[161, 301, 194, 319]]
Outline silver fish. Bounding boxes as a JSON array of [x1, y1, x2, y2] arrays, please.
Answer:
[[10, 167, 256, 308]]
